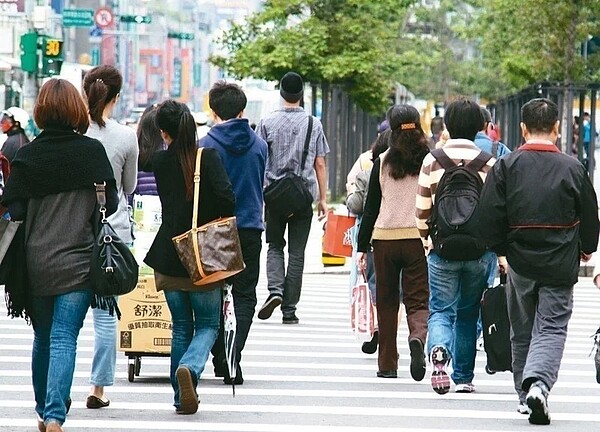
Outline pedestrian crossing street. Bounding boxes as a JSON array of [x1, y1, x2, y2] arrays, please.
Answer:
[[1, 273, 599, 432]]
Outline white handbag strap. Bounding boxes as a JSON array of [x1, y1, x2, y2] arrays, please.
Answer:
[[191, 148, 203, 230]]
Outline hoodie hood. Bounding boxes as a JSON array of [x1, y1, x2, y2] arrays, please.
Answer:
[[207, 118, 257, 155]]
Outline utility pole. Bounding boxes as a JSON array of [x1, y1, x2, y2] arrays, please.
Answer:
[[21, 0, 42, 114]]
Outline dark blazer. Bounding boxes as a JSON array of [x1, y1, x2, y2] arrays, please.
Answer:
[[144, 147, 235, 277]]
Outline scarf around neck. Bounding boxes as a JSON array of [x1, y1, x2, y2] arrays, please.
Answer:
[[2, 126, 116, 205]]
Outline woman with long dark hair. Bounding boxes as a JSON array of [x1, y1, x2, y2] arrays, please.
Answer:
[[144, 100, 235, 415], [135, 104, 163, 195], [2, 78, 118, 432], [357, 104, 430, 381], [82, 65, 139, 409]]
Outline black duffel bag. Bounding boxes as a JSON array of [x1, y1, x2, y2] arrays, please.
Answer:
[[264, 172, 313, 218]]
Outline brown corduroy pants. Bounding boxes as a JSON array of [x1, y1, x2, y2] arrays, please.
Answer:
[[372, 239, 429, 372]]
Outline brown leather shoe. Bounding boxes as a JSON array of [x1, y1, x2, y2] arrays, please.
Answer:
[[86, 395, 110, 409], [45, 422, 64, 432]]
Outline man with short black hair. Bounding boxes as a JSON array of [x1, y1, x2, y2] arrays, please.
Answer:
[[477, 98, 599, 425], [416, 98, 497, 396], [256, 71, 330, 325], [200, 80, 268, 385]]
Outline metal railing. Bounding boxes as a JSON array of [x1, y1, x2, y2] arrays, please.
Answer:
[[311, 84, 381, 201]]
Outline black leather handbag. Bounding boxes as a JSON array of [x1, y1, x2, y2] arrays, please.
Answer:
[[91, 182, 139, 318], [263, 116, 314, 218]]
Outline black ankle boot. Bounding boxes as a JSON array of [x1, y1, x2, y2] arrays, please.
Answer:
[[361, 331, 379, 354]]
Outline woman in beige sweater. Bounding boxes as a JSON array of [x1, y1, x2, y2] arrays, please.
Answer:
[[357, 104, 430, 381]]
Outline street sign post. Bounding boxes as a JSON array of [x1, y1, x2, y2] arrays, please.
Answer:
[[63, 9, 94, 27]]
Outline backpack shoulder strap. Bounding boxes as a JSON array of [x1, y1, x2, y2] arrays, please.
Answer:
[[467, 151, 493, 172], [430, 148, 456, 170]]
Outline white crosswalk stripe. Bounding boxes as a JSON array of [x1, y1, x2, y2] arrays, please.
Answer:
[[1, 274, 599, 431]]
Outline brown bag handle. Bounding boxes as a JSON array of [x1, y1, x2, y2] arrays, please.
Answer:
[[191, 148, 203, 230], [191, 148, 206, 279]]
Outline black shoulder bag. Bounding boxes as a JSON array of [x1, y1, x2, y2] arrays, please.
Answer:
[[90, 182, 139, 318], [263, 116, 314, 218]]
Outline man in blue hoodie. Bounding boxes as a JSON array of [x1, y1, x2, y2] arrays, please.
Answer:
[[200, 81, 268, 385]]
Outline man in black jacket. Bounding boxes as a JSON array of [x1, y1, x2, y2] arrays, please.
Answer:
[[477, 98, 599, 425]]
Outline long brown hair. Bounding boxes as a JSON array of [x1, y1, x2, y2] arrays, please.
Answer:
[[82, 65, 122, 128], [155, 100, 197, 200], [34, 79, 90, 134]]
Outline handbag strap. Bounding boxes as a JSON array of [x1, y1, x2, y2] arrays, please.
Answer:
[[300, 116, 314, 171], [94, 182, 108, 222], [191, 148, 203, 230]]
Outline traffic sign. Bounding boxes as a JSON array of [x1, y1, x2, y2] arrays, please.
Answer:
[[94, 7, 114, 28], [120, 15, 151, 24], [90, 26, 103, 38], [168, 32, 194, 40], [63, 8, 94, 27]]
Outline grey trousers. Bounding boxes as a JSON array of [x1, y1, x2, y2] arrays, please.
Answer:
[[506, 269, 573, 403], [265, 205, 313, 318]]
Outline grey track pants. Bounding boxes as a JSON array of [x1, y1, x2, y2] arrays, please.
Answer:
[[506, 269, 573, 403]]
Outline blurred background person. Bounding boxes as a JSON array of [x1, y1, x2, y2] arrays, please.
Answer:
[[83, 65, 139, 410], [2, 78, 118, 432], [193, 111, 211, 140], [1, 106, 31, 162], [135, 104, 164, 196], [430, 109, 444, 149]]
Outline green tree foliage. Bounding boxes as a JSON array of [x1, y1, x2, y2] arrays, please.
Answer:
[[395, 0, 485, 102], [469, 0, 600, 98], [211, 0, 416, 114]]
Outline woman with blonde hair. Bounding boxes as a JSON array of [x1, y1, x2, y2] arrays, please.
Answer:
[[2, 78, 118, 432]]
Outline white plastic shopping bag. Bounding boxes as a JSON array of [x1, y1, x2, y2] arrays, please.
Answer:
[[350, 271, 375, 341]]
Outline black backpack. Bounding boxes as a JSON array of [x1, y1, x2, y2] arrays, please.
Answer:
[[427, 149, 492, 261]]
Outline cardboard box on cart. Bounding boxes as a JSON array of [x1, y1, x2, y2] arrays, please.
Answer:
[[118, 275, 171, 354]]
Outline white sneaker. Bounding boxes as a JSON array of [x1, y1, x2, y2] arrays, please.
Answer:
[[455, 383, 475, 393], [517, 402, 530, 414], [526, 382, 551, 425]]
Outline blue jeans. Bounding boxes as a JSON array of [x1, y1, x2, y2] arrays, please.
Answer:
[[30, 289, 93, 425], [164, 287, 221, 408], [427, 251, 494, 384], [477, 255, 499, 337], [90, 305, 117, 387]]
